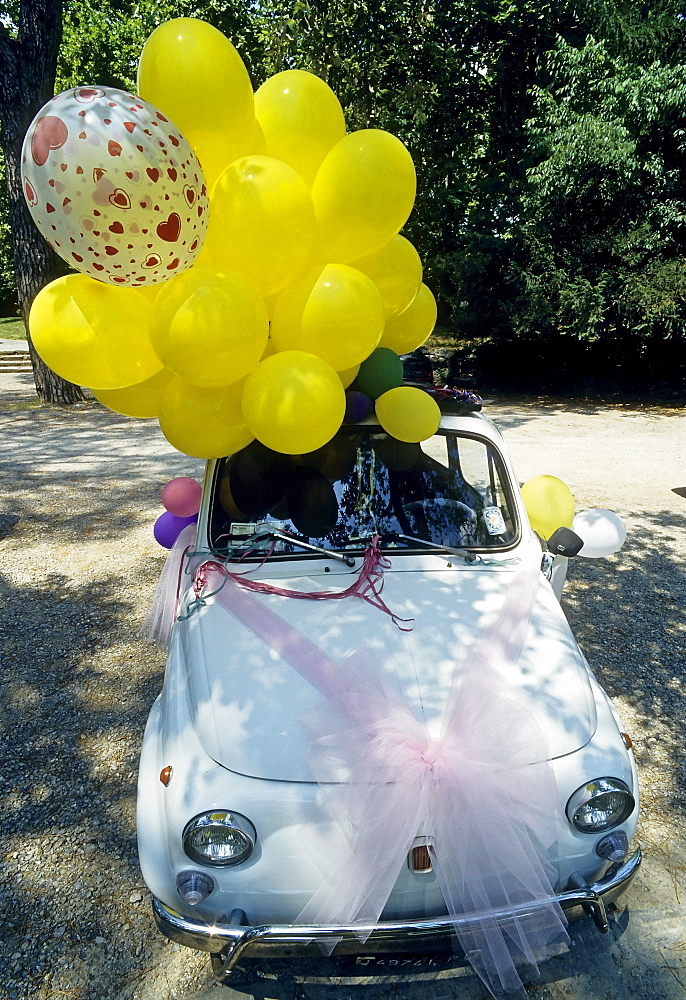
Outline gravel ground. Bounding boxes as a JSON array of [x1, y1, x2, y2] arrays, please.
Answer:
[[1, 375, 685, 1000]]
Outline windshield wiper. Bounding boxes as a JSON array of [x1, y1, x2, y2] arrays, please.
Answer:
[[382, 531, 478, 563], [232, 527, 357, 567]]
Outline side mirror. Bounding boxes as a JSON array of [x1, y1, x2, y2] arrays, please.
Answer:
[[547, 527, 584, 558]]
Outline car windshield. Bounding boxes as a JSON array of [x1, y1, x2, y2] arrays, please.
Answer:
[[208, 425, 518, 557]]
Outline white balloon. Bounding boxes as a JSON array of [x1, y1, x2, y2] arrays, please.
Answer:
[[573, 509, 627, 558]]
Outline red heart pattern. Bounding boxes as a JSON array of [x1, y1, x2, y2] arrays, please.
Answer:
[[108, 189, 131, 209], [31, 116, 69, 166], [156, 213, 181, 242], [75, 88, 104, 103], [24, 180, 38, 206]]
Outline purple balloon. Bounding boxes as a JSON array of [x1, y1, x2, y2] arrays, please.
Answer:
[[344, 390, 374, 423], [153, 510, 198, 549]]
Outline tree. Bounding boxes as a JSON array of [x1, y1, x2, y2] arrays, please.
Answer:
[[56, 0, 263, 93], [0, 0, 84, 402], [0, 151, 16, 309], [255, 0, 601, 337], [512, 29, 686, 357], [256, 0, 498, 329], [4, 0, 686, 396]]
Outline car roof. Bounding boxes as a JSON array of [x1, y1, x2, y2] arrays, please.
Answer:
[[350, 407, 506, 447]]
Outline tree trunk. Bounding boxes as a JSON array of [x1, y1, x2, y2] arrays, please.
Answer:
[[0, 0, 84, 403]]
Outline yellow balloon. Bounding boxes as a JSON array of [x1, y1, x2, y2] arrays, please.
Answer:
[[375, 386, 441, 443], [150, 267, 269, 387], [353, 236, 423, 319], [263, 292, 280, 320], [29, 275, 162, 389], [270, 264, 385, 371], [337, 363, 360, 388], [255, 70, 346, 186], [92, 368, 174, 418], [521, 475, 575, 540], [159, 376, 254, 459], [311, 129, 416, 263], [137, 18, 255, 154], [250, 118, 269, 155], [204, 155, 316, 298], [183, 127, 252, 191], [379, 282, 437, 355], [260, 335, 279, 360], [185, 117, 268, 189], [242, 351, 346, 454]]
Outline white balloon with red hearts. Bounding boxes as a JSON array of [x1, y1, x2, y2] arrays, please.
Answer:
[[21, 86, 209, 286]]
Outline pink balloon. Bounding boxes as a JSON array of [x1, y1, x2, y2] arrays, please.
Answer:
[[161, 477, 201, 517]]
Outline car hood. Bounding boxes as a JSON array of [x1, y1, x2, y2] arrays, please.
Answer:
[[178, 563, 597, 781]]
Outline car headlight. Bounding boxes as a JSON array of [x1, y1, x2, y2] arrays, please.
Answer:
[[566, 777, 635, 832], [182, 811, 256, 867]]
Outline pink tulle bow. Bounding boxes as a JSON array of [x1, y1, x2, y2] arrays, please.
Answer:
[[205, 552, 569, 998]]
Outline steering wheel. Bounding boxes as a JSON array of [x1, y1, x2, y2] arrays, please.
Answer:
[[402, 499, 477, 546]]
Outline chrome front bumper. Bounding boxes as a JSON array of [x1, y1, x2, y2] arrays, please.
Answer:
[[153, 846, 641, 981]]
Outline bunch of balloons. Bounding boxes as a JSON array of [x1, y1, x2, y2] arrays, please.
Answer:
[[23, 17, 440, 460]]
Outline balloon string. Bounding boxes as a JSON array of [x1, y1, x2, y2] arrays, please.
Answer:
[[173, 540, 195, 621], [183, 536, 413, 630]]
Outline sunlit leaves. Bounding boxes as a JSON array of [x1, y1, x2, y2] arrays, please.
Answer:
[[514, 26, 686, 343]]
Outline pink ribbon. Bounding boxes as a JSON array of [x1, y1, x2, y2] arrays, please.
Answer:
[[201, 554, 568, 998], [192, 535, 412, 629]]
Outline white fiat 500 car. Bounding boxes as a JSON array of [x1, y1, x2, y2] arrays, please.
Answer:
[[137, 397, 640, 994]]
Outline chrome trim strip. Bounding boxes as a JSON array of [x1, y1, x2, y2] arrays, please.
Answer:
[[152, 846, 641, 979]]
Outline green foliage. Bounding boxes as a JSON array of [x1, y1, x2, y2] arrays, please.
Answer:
[[57, 0, 263, 92], [0, 150, 16, 307], [513, 30, 686, 344], [254, 0, 548, 332]]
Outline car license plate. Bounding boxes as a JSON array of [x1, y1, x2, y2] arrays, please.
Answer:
[[354, 955, 456, 968]]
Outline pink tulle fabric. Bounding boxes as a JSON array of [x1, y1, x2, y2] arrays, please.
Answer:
[[140, 524, 197, 647], [203, 554, 569, 998]]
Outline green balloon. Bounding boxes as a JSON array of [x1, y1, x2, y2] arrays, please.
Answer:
[[356, 347, 404, 399]]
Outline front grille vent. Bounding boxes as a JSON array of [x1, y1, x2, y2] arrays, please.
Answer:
[[408, 844, 433, 872]]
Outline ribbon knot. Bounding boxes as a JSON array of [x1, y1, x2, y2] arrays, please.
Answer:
[[420, 739, 446, 770]]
